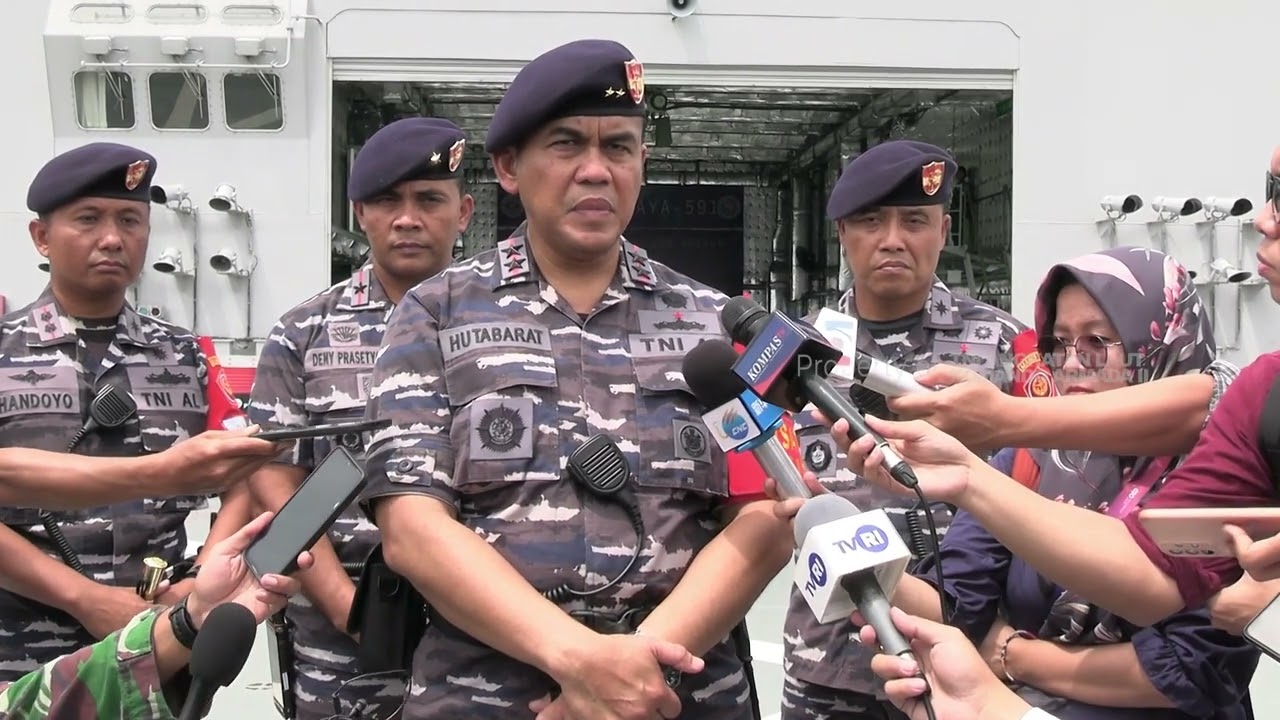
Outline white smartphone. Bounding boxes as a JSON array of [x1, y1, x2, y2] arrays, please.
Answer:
[[1244, 591, 1280, 663], [1136, 507, 1280, 557]]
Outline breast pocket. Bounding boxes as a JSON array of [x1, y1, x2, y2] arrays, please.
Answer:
[[631, 357, 728, 499], [0, 366, 84, 525], [303, 371, 372, 457], [445, 357, 562, 493]]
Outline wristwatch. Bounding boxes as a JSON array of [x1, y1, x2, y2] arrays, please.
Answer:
[[168, 595, 200, 649]]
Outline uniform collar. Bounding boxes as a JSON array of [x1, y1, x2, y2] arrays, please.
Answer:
[[337, 263, 391, 310], [492, 224, 662, 294], [24, 285, 159, 349], [838, 276, 964, 330]]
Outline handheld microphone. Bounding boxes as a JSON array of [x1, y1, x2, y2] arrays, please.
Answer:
[[792, 493, 913, 653], [67, 383, 137, 452], [720, 297, 918, 490], [850, 352, 931, 398], [179, 602, 258, 720], [681, 340, 810, 500]]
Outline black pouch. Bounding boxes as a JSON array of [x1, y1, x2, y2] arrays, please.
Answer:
[[346, 543, 428, 673]]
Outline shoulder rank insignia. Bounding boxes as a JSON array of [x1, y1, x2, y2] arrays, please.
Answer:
[[497, 235, 531, 285], [622, 240, 656, 289]]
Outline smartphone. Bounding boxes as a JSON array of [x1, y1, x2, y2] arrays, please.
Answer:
[[245, 446, 366, 579], [1244, 590, 1280, 663], [254, 417, 391, 442], [1137, 507, 1280, 557]]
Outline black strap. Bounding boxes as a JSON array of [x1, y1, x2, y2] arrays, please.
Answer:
[[1258, 374, 1280, 490], [728, 619, 762, 720]]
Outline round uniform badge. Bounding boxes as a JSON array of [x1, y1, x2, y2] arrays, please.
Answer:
[[679, 424, 707, 458], [804, 441, 832, 472], [478, 404, 526, 454]]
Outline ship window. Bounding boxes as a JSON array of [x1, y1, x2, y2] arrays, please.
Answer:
[[222, 5, 281, 25], [74, 71, 135, 130], [224, 72, 283, 131], [70, 3, 133, 23], [146, 4, 206, 23], [149, 72, 208, 130]]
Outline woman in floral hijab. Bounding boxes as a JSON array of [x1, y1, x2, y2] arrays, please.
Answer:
[[909, 246, 1257, 719]]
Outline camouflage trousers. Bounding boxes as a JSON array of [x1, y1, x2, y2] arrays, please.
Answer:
[[294, 660, 406, 720], [781, 673, 910, 720]]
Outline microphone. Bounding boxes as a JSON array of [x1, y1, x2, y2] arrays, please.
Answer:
[[720, 297, 919, 490], [850, 352, 931, 398], [680, 340, 811, 500], [792, 493, 913, 655], [179, 602, 258, 720]]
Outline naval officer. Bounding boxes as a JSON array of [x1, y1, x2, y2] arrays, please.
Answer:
[[781, 140, 1027, 720], [359, 38, 792, 720], [248, 116, 474, 719], [0, 142, 256, 679]]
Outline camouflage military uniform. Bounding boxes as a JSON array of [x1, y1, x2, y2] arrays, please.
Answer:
[[247, 263, 406, 719], [783, 279, 1025, 719], [0, 287, 210, 681], [360, 231, 756, 719], [0, 608, 179, 719]]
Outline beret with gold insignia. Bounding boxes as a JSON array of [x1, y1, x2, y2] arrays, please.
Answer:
[[826, 140, 958, 220], [26, 142, 158, 215], [485, 39, 647, 154], [348, 117, 468, 202]]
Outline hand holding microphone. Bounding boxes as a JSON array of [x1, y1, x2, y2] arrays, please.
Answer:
[[719, 297, 920, 491], [791, 493, 940, 719], [681, 339, 812, 501]]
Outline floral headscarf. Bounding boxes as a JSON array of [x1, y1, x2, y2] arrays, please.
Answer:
[[1027, 246, 1216, 645], [1033, 245, 1215, 386]]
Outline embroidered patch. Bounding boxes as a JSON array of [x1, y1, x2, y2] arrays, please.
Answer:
[[470, 397, 534, 460], [673, 419, 710, 463]]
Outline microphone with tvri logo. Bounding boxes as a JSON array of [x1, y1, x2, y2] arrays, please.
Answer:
[[719, 296, 918, 491], [681, 339, 810, 500], [792, 493, 939, 720]]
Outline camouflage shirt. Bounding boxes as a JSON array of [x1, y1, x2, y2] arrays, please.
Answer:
[[0, 608, 178, 720], [0, 287, 210, 680], [246, 263, 393, 673], [785, 279, 1026, 694], [360, 232, 756, 718]]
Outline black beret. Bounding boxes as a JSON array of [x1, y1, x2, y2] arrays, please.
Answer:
[[826, 140, 958, 220], [26, 142, 157, 215], [485, 39, 647, 153], [348, 117, 468, 202]]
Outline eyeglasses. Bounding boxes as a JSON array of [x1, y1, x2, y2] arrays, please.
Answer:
[[1040, 334, 1123, 370]]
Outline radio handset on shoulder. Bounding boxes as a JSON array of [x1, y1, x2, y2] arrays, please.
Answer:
[[42, 384, 138, 574]]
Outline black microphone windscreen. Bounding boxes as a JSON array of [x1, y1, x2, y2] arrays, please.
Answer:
[[188, 602, 258, 686], [793, 493, 862, 547], [682, 340, 747, 409], [719, 297, 768, 344]]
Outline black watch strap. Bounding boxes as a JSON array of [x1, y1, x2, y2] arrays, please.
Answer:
[[168, 596, 199, 649]]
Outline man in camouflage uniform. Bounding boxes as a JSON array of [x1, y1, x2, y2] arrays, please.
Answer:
[[0, 510, 306, 720], [247, 116, 474, 720], [0, 143, 256, 681], [358, 38, 792, 720], [782, 140, 1029, 719]]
